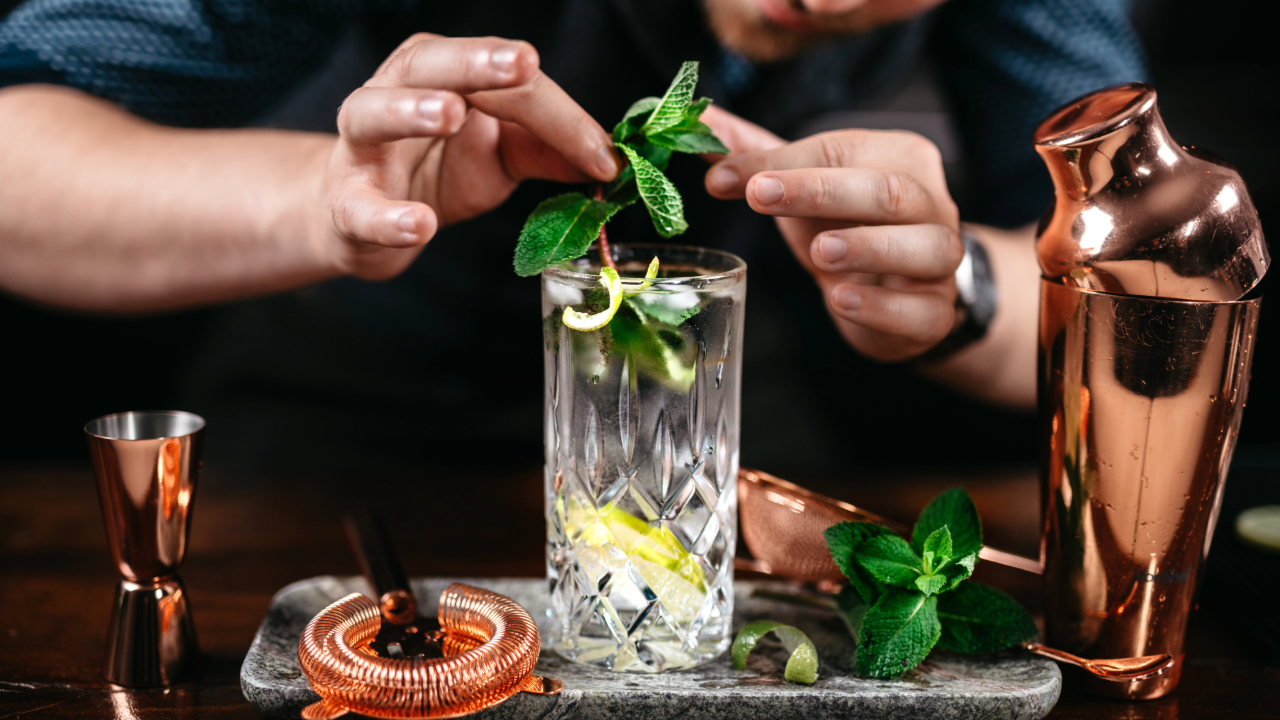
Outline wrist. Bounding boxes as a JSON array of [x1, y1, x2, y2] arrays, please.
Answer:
[[915, 231, 997, 364], [289, 134, 351, 279]]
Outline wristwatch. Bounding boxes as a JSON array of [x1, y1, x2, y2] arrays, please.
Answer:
[[916, 232, 997, 363]]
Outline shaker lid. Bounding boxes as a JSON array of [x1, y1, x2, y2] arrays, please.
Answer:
[[1032, 82, 1268, 302], [1035, 82, 1156, 148]]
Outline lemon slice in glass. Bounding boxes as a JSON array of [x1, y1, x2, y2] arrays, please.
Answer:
[[632, 558, 707, 624], [563, 266, 622, 331]]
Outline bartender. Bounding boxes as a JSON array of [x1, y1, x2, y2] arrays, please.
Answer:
[[0, 0, 1145, 465]]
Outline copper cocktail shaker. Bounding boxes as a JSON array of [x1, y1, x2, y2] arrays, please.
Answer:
[[1035, 83, 1267, 699], [86, 411, 205, 686]]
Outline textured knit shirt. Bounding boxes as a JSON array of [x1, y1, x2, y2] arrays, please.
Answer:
[[0, 0, 1148, 466]]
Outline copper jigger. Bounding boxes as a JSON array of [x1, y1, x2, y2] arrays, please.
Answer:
[[86, 410, 205, 687]]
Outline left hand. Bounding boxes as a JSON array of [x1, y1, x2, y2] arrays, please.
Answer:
[[700, 107, 963, 362]]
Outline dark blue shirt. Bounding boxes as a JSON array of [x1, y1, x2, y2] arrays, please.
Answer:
[[0, 0, 1147, 466]]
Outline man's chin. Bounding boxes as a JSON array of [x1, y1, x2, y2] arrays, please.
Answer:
[[703, 0, 873, 64]]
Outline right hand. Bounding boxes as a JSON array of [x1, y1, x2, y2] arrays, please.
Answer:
[[318, 34, 620, 280]]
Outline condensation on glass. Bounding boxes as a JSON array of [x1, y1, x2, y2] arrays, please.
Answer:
[[542, 245, 746, 672]]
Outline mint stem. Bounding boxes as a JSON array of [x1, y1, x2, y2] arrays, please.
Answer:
[[594, 183, 618, 273]]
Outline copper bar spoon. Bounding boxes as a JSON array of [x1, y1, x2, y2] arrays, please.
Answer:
[[344, 506, 443, 659], [737, 468, 1044, 583], [1024, 643, 1175, 682]]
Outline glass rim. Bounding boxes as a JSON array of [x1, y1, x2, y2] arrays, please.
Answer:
[[541, 243, 746, 287]]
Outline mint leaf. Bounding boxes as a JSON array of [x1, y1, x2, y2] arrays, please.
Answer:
[[856, 589, 941, 678], [608, 302, 696, 391], [855, 535, 924, 590], [647, 125, 731, 155], [613, 96, 660, 143], [644, 91, 727, 154], [913, 487, 982, 560], [936, 582, 1039, 654], [914, 574, 946, 596], [941, 552, 977, 591], [617, 143, 688, 238], [641, 60, 699, 135], [833, 586, 869, 644], [731, 620, 819, 684], [625, 292, 701, 326], [824, 522, 895, 604], [921, 526, 952, 574], [602, 140, 672, 206], [687, 96, 712, 119], [513, 193, 624, 276]]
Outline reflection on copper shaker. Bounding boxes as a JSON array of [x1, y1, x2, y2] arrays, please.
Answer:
[[1035, 82, 1268, 302], [1034, 83, 1266, 700], [86, 411, 205, 687]]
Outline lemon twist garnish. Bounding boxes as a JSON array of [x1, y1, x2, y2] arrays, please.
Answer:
[[562, 266, 622, 331]]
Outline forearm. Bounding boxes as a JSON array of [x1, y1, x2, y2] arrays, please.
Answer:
[[0, 84, 339, 314], [918, 222, 1040, 410]]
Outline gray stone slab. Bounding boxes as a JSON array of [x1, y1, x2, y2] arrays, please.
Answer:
[[241, 576, 1060, 720]]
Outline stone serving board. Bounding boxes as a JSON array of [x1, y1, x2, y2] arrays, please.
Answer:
[[241, 576, 1060, 720]]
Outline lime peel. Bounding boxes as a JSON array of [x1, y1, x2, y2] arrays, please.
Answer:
[[624, 256, 660, 296], [563, 266, 622, 331], [732, 620, 819, 684]]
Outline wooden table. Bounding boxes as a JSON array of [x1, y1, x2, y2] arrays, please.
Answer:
[[1, 464, 1274, 719]]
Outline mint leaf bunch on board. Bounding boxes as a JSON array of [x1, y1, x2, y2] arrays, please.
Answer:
[[512, 61, 728, 277], [824, 488, 1040, 679]]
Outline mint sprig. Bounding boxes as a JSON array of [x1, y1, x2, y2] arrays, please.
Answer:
[[513, 194, 623, 277], [823, 487, 1039, 678], [512, 61, 727, 277]]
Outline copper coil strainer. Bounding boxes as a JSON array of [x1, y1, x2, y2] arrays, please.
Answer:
[[737, 468, 1044, 584], [298, 583, 561, 719]]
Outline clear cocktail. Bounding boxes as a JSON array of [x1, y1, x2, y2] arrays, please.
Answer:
[[543, 244, 746, 672]]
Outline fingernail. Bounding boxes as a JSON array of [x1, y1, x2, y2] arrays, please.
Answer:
[[396, 209, 417, 234], [753, 176, 784, 205], [708, 165, 739, 194], [595, 144, 619, 179], [817, 235, 847, 263], [834, 286, 862, 313], [417, 95, 444, 129], [490, 45, 520, 73]]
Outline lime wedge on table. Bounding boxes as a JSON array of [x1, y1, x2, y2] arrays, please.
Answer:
[[563, 266, 622, 331], [732, 620, 819, 684], [1237, 505, 1280, 553]]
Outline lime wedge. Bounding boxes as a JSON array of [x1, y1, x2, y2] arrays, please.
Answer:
[[563, 266, 622, 331], [1237, 505, 1280, 553], [731, 620, 819, 684]]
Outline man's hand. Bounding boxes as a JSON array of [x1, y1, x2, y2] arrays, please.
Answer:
[[701, 107, 962, 362], [322, 34, 620, 280]]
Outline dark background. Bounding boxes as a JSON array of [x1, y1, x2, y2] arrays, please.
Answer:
[[1, 0, 1276, 467]]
